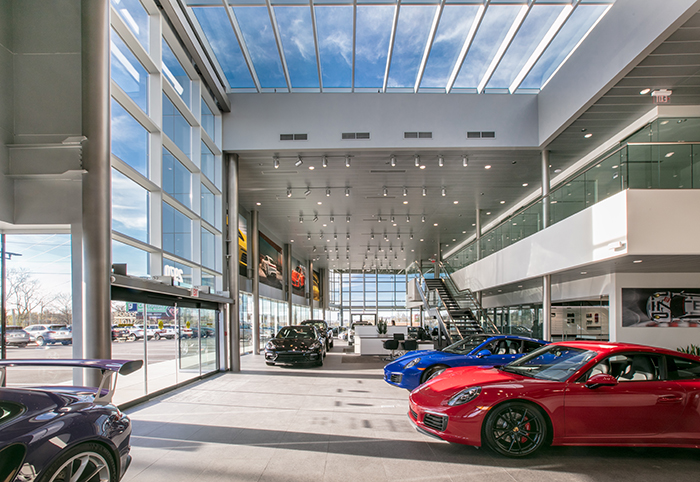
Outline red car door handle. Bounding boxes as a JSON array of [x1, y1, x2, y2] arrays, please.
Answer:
[[657, 395, 683, 403]]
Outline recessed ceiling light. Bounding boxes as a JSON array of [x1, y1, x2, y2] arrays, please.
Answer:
[[640, 88, 651, 95], [317, 201, 322, 205], [522, 183, 528, 187], [290, 239, 294, 242], [517, 285, 522, 288], [665, 152, 675, 158], [256, 202, 261, 206], [660, 120, 669, 125], [633, 259, 643, 264], [554, 169, 561, 173], [309, 166, 315, 170], [433, 223, 438, 226], [580, 271, 587, 275], [453, 201, 459, 204], [403, 200, 408, 204], [584, 133, 593, 138], [322, 223, 327, 227], [500, 200, 505, 204], [486, 212, 491, 215], [420, 239, 424, 242], [419, 165, 426, 170], [463, 230, 466, 233], [484, 165, 491, 169]]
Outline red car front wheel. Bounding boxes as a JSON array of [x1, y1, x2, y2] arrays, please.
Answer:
[[483, 402, 548, 457]]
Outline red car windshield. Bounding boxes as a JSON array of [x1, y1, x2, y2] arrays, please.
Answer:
[[500, 345, 597, 382]]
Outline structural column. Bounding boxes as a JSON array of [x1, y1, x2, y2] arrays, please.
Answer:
[[541, 150, 551, 341], [307, 260, 314, 315], [475, 208, 483, 306], [1, 234, 6, 361], [82, 0, 111, 386], [227, 154, 240, 372], [284, 243, 292, 323], [251, 210, 260, 354]]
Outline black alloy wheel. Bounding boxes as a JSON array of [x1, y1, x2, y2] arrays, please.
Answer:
[[483, 402, 548, 457], [421, 365, 448, 384], [37, 442, 116, 482]]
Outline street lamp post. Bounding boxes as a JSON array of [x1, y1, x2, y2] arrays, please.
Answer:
[[1, 234, 22, 362]]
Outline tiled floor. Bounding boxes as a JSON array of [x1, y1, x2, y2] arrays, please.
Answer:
[[124, 343, 700, 482]]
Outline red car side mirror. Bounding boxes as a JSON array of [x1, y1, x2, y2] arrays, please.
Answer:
[[585, 373, 618, 389]]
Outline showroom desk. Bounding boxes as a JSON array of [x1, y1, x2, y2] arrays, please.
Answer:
[[355, 336, 433, 356]]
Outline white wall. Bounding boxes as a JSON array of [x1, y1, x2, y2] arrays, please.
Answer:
[[224, 93, 539, 152], [452, 191, 628, 292], [538, 0, 700, 146], [614, 272, 700, 350]]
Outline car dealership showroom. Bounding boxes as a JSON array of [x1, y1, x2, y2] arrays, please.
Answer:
[[2, 0, 700, 481]]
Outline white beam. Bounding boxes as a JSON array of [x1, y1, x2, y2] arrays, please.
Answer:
[[446, 3, 486, 94], [222, 0, 262, 92], [265, 0, 293, 92], [414, 0, 445, 93], [382, 2, 401, 93]]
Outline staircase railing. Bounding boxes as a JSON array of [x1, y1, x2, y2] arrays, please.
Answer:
[[437, 262, 500, 334], [407, 262, 462, 345]]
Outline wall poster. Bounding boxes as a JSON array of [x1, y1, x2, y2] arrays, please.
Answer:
[[238, 214, 248, 277], [313, 270, 320, 302], [622, 288, 700, 327], [291, 256, 306, 297], [258, 232, 283, 289]]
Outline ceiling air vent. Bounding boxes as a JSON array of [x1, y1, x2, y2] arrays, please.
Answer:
[[467, 131, 496, 139], [280, 133, 308, 141], [404, 132, 432, 139], [342, 132, 371, 140]]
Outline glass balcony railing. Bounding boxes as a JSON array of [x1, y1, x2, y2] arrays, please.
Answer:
[[445, 139, 700, 272]]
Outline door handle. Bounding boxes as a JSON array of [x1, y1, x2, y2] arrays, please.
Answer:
[[657, 395, 683, 403]]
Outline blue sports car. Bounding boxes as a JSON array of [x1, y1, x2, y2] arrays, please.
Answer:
[[383, 334, 548, 391], [0, 358, 142, 482]]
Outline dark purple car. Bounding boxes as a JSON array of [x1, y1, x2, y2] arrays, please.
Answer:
[[0, 358, 142, 482]]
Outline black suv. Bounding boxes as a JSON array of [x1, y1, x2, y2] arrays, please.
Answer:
[[301, 320, 333, 350]]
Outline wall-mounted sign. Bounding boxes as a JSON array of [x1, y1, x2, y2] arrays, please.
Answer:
[[238, 214, 248, 277], [622, 288, 700, 327], [291, 256, 306, 297], [164, 265, 184, 285], [313, 270, 320, 302], [259, 232, 283, 290]]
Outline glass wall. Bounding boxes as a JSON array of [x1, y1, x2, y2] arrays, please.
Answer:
[[330, 270, 409, 326], [110, 1, 224, 293], [110, 301, 219, 405], [446, 118, 700, 271]]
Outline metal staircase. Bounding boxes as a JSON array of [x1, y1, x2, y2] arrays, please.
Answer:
[[407, 262, 498, 346]]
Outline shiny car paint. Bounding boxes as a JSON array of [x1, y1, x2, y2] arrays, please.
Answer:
[[0, 359, 142, 481], [265, 325, 326, 366], [384, 335, 548, 391], [408, 342, 700, 454]]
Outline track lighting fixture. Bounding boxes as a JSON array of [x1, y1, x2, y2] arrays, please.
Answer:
[[313, 215, 318, 222], [307, 234, 311, 241], [391, 216, 395, 224], [391, 155, 396, 167], [346, 215, 350, 223], [273, 157, 280, 169], [295, 156, 303, 167], [462, 155, 468, 167], [371, 232, 375, 240], [313, 246, 317, 252], [414, 155, 420, 167], [422, 187, 427, 197], [330, 216, 334, 223], [346, 233, 350, 240], [345, 188, 350, 197], [442, 187, 446, 197], [422, 216, 426, 223], [438, 155, 444, 167], [305, 188, 311, 196], [345, 156, 350, 168], [410, 234, 414, 239], [383, 186, 388, 197], [334, 233, 337, 240], [322, 156, 328, 168], [287, 188, 292, 198], [326, 188, 331, 197], [406, 215, 410, 223], [403, 187, 408, 197], [299, 216, 303, 223]]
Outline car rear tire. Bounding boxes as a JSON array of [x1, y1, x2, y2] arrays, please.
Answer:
[[265, 362, 275, 366], [18, 344, 27, 348], [155, 333, 161, 340], [37, 442, 117, 482], [36, 336, 45, 346], [127, 334, 136, 342], [316, 358, 323, 367], [483, 402, 548, 457], [421, 365, 448, 384]]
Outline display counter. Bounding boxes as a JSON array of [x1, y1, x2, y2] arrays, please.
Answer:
[[353, 326, 433, 355]]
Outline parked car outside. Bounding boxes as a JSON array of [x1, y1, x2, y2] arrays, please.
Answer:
[[157, 325, 178, 340], [264, 325, 326, 366], [122, 326, 151, 342], [4, 326, 30, 348], [135, 324, 161, 340], [0, 358, 142, 481], [384, 334, 548, 391], [112, 325, 128, 341], [409, 341, 700, 457], [24, 324, 72, 346]]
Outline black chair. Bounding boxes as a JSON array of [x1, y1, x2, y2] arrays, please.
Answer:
[[402, 339, 418, 352], [393, 333, 405, 341], [383, 339, 400, 360]]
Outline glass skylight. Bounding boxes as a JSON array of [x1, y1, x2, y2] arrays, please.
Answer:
[[183, 0, 614, 93]]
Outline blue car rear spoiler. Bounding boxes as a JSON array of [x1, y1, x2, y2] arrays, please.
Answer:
[[0, 359, 143, 405]]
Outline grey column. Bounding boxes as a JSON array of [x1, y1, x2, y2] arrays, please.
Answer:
[[251, 210, 260, 354], [307, 260, 313, 314], [475, 208, 482, 260], [541, 150, 551, 341], [284, 244, 292, 323], [82, 0, 111, 386], [227, 154, 240, 372], [1, 234, 6, 361], [542, 274, 551, 341]]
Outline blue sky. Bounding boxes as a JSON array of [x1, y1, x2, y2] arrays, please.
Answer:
[[187, 1, 613, 92]]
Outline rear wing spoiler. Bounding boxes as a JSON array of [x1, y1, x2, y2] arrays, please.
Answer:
[[0, 359, 143, 405]]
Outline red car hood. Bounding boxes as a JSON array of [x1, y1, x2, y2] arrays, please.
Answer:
[[410, 366, 527, 407]]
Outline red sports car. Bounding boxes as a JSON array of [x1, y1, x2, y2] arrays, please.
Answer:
[[409, 341, 700, 457]]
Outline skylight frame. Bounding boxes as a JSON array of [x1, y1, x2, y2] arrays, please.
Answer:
[[182, 0, 615, 94]]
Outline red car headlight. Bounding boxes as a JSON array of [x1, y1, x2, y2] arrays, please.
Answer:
[[447, 386, 481, 406]]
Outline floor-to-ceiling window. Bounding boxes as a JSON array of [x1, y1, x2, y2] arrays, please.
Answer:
[[330, 269, 409, 326]]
